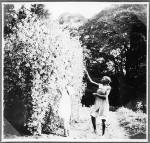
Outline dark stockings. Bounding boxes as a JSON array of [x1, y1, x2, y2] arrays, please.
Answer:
[[91, 116, 106, 136], [102, 119, 106, 135], [91, 116, 96, 131]]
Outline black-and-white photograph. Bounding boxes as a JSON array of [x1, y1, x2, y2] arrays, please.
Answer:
[[2, 1, 148, 142]]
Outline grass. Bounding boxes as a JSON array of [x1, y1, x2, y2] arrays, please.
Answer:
[[116, 107, 147, 138]]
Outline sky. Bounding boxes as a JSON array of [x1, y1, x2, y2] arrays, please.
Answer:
[[12, 2, 112, 19], [45, 2, 111, 19], [4, 2, 149, 19]]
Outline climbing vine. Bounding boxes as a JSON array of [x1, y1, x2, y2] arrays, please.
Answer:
[[4, 13, 85, 135]]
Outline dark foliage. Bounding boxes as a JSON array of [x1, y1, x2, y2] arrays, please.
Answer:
[[80, 4, 147, 107]]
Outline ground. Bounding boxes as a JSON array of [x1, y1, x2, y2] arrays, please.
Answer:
[[4, 106, 131, 141], [69, 107, 129, 139]]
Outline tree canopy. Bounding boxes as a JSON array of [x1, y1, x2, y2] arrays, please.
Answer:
[[57, 13, 86, 37], [79, 4, 147, 106]]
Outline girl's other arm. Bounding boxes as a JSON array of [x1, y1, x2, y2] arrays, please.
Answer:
[[93, 87, 111, 98], [93, 93, 106, 99], [105, 87, 111, 97]]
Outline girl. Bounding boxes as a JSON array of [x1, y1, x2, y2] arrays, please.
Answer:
[[86, 70, 111, 137], [58, 83, 74, 137]]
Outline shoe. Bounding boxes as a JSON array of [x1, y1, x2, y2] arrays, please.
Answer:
[[93, 130, 98, 135]]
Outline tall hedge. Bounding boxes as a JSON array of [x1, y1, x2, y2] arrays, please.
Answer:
[[4, 14, 85, 135]]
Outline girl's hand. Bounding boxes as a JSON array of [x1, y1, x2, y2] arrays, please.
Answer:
[[93, 93, 97, 96]]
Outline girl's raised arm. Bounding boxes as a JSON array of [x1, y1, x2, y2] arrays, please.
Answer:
[[86, 70, 99, 86]]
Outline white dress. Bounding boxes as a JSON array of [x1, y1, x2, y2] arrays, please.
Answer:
[[91, 84, 111, 120], [58, 87, 72, 122]]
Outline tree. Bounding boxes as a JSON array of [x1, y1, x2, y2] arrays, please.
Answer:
[[4, 4, 29, 37], [30, 4, 50, 19], [79, 4, 147, 106], [58, 12, 86, 37], [17, 5, 27, 20], [4, 4, 16, 36]]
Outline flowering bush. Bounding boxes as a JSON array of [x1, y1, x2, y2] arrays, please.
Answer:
[[4, 13, 85, 135]]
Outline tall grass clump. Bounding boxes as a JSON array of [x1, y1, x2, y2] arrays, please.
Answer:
[[4, 12, 85, 135], [116, 106, 147, 136]]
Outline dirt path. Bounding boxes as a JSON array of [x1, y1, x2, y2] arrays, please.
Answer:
[[69, 107, 129, 139], [4, 107, 129, 140]]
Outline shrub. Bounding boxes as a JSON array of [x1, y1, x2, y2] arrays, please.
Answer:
[[4, 13, 85, 135], [116, 107, 147, 136]]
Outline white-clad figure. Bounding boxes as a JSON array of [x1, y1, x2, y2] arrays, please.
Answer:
[[58, 84, 74, 137]]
